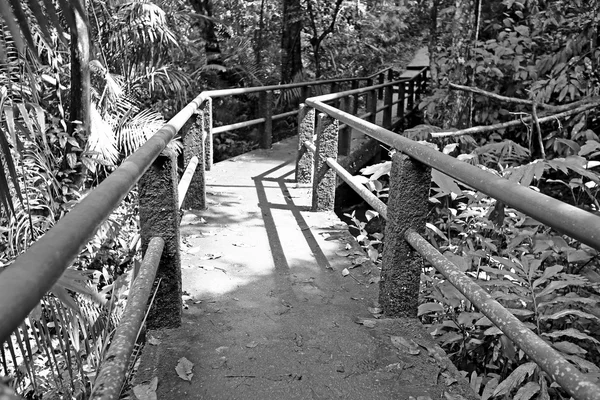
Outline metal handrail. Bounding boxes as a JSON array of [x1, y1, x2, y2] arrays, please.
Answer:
[[305, 97, 600, 251], [0, 66, 397, 343], [304, 74, 600, 400]]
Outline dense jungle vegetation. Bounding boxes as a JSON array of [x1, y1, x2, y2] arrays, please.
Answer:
[[1, 0, 600, 399]]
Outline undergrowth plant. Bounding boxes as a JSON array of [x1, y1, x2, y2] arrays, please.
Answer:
[[348, 141, 600, 399]]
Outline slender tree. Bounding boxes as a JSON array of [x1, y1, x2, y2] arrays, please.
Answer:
[[306, 0, 345, 78], [429, 0, 478, 129], [189, 0, 223, 65], [281, 0, 303, 82]]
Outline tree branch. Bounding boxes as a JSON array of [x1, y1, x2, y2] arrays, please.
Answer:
[[317, 0, 344, 43], [449, 82, 600, 114], [431, 100, 600, 138], [448, 82, 560, 111]]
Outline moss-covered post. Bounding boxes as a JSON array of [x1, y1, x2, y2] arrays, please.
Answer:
[[138, 150, 182, 329], [181, 114, 206, 210], [296, 104, 315, 184], [259, 90, 273, 149], [379, 152, 431, 317], [199, 98, 213, 171], [311, 113, 338, 212]]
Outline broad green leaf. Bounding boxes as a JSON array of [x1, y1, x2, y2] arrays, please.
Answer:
[[426, 222, 448, 241], [567, 249, 593, 263], [532, 265, 563, 289], [432, 169, 463, 196], [418, 302, 444, 316], [540, 309, 599, 322], [492, 362, 537, 397], [543, 328, 600, 345], [552, 341, 587, 355], [563, 354, 600, 373], [513, 381, 540, 400], [535, 279, 586, 299], [481, 377, 499, 400]]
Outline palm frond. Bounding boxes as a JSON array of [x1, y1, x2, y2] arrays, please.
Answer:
[[117, 108, 165, 155], [86, 102, 119, 169]]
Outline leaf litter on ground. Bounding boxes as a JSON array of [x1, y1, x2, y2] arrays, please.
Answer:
[[133, 376, 158, 400], [390, 335, 421, 355], [175, 357, 194, 382]]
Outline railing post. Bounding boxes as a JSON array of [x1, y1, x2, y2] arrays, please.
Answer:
[[351, 81, 359, 112], [397, 81, 405, 121], [379, 152, 431, 317], [331, 82, 340, 108], [367, 88, 377, 124], [259, 90, 273, 149], [138, 150, 182, 329], [387, 69, 394, 82], [181, 113, 206, 210], [338, 96, 353, 156], [407, 80, 415, 112], [311, 113, 338, 212], [377, 72, 385, 99], [301, 85, 312, 103], [383, 83, 393, 128], [414, 74, 422, 104], [199, 98, 213, 171], [296, 104, 315, 184]]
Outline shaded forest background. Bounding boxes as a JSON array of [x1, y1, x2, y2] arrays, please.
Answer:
[[1, 0, 600, 399]]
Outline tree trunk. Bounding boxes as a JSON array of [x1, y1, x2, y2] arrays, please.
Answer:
[[255, 0, 266, 67], [188, 0, 223, 65], [281, 0, 303, 83], [69, 0, 90, 138], [429, 0, 477, 129]]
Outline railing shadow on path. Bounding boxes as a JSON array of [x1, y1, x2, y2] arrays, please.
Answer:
[[252, 159, 332, 273]]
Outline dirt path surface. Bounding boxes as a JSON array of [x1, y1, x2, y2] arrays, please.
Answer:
[[133, 135, 477, 400]]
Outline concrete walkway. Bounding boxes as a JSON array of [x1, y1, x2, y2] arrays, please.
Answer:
[[133, 47, 477, 400], [134, 134, 476, 399]]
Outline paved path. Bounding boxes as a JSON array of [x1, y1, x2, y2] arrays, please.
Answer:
[[135, 136, 475, 400], [133, 46, 476, 400]]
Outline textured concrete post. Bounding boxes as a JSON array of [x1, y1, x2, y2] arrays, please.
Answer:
[[199, 98, 213, 171], [139, 150, 182, 329], [383, 84, 393, 128], [296, 104, 315, 184], [182, 114, 206, 210], [379, 153, 431, 317], [338, 96, 353, 156], [311, 113, 338, 212], [259, 90, 273, 149]]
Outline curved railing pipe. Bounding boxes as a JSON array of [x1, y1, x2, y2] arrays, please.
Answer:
[[305, 98, 600, 251], [0, 92, 208, 343]]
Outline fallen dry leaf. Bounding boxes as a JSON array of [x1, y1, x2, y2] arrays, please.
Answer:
[[341, 268, 350, 276], [175, 357, 194, 382], [245, 341, 259, 348], [133, 377, 158, 400], [390, 336, 421, 355], [200, 253, 222, 260], [147, 336, 161, 346], [354, 317, 377, 328]]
